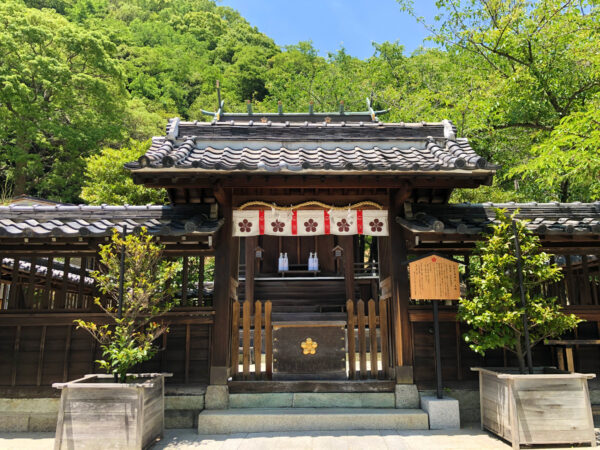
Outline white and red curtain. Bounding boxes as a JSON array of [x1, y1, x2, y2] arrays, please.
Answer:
[[232, 209, 388, 237]]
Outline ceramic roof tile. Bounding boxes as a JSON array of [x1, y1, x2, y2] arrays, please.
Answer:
[[125, 118, 497, 174], [398, 202, 600, 236], [0, 205, 222, 238]]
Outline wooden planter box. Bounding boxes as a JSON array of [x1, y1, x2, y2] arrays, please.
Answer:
[[53, 373, 170, 450], [473, 368, 596, 449]]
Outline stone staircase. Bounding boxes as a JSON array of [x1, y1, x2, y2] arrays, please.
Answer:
[[198, 386, 429, 434]]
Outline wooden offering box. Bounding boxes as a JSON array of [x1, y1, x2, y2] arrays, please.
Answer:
[[273, 321, 346, 380], [473, 368, 596, 449], [53, 373, 169, 450]]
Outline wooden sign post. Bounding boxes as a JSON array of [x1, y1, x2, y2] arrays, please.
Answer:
[[408, 254, 461, 399]]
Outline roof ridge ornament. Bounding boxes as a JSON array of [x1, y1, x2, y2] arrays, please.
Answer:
[[442, 119, 456, 140]]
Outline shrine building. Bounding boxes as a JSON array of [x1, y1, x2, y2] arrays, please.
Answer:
[[0, 100, 599, 427]]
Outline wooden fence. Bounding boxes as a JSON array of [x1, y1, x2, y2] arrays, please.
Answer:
[[230, 299, 273, 380], [346, 298, 391, 380]]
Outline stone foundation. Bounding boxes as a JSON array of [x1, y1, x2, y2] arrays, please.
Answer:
[[0, 392, 205, 432]]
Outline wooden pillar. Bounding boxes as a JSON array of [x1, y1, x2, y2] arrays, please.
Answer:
[[210, 190, 240, 385], [245, 236, 257, 304], [339, 236, 355, 301], [387, 189, 413, 383]]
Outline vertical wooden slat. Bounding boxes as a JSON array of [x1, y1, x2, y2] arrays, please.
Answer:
[[357, 299, 367, 379], [379, 298, 389, 379], [181, 256, 189, 306], [556, 347, 565, 371], [9, 257, 20, 309], [346, 300, 356, 379], [77, 257, 87, 309], [197, 256, 205, 306], [265, 300, 272, 379], [63, 325, 72, 382], [27, 257, 37, 309], [11, 325, 21, 386], [242, 299, 251, 378], [368, 299, 378, 378], [37, 325, 47, 386], [254, 300, 262, 378], [581, 255, 591, 305], [60, 257, 70, 309], [230, 300, 240, 376], [565, 256, 576, 305], [184, 324, 191, 384], [245, 237, 257, 305], [44, 257, 53, 310]]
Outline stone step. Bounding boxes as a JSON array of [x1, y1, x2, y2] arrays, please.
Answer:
[[197, 408, 429, 434], [229, 392, 396, 408]]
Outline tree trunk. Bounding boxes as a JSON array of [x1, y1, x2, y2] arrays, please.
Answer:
[[560, 179, 570, 203], [514, 334, 525, 374]]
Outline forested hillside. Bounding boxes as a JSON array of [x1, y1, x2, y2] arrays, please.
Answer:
[[0, 0, 598, 204]]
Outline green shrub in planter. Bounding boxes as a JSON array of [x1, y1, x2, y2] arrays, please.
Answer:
[[75, 228, 180, 381], [459, 209, 581, 373]]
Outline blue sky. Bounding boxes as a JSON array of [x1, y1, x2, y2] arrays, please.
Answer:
[[218, 0, 438, 59]]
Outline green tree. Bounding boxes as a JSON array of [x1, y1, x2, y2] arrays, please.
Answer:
[[75, 228, 179, 381], [459, 209, 580, 373], [81, 140, 167, 205], [0, 0, 127, 200], [398, 0, 600, 201], [509, 98, 600, 202]]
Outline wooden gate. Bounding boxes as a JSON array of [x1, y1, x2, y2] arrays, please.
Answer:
[[346, 298, 391, 379], [230, 299, 273, 380]]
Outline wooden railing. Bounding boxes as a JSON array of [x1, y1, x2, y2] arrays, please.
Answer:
[[230, 299, 273, 380], [346, 298, 391, 380]]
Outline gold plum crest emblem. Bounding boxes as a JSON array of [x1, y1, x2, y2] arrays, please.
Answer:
[[301, 338, 318, 355]]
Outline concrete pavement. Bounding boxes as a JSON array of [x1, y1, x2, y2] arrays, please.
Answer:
[[1, 427, 598, 449]]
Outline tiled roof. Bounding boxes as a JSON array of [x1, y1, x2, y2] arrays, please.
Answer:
[[126, 118, 496, 174], [397, 202, 600, 235], [0, 205, 221, 238]]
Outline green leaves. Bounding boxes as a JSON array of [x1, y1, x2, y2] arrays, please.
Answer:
[[81, 139, 167, 205], [458, 209, 581, 372], [75, 228, 178, 381], [0, 0, 127, 200]]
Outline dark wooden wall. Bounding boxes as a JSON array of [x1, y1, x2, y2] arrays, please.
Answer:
[[409, 254, 600, 386], [0, 254, 214, 389]]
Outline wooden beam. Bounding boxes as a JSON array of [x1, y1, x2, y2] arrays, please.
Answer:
[[137, 174, 486, 191], [340, 236, 355, 302], [210, 190, 239, 384], [245, 237, 257, 304], [197, 256, 205, 306], [181, 256, 189, 306], [388, 189, 413, 382], [26, 257, 37, 309], [185, 324, 191, 384]]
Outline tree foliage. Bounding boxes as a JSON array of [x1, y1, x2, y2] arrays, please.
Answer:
[[81, 140, 167, 205], [0, 0, 127, 200], [75, 228, 179, 381], [1, 0, 598, 204], [458, 209, 580, 372]]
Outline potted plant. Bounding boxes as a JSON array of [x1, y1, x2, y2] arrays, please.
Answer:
[[53, 228, 179, 450], [460, 210, 596, 449]]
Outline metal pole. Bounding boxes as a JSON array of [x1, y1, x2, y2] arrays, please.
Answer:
[[115, 225, 127, 383], [433, 300, 443, 399], [512, 220, 534, 374], [117, 225, 127, 319]]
